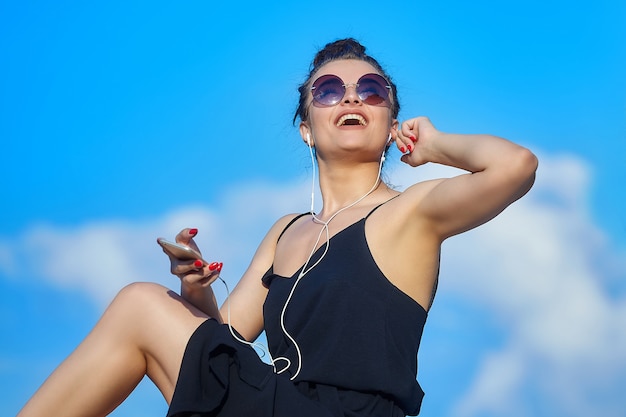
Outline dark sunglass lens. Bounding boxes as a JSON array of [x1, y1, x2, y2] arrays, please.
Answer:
[[311, 75, 344, 106], [357, 74, 390, 106]]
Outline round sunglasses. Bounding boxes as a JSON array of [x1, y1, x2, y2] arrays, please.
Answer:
[[310, 73, 392, 107]]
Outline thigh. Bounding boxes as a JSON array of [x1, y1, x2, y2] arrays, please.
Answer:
[[17, 282, 210, 417], [111, 282, 210, 402]]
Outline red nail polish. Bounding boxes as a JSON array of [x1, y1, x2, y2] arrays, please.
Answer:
[[189, 228, 198, 236], [217, 262, 223, 272], [410, 135, 417, 142], [408, 144, 414, 152], [400, 147, 406, 153], [194, 260, 203, 268], [209, 262, 219, 271]]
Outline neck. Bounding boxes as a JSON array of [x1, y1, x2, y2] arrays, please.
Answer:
[[314, 159, 387, 216]]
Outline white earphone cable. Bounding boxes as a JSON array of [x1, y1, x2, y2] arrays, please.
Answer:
[[273, 131, 388, 380], [220, 131, 390, 380]]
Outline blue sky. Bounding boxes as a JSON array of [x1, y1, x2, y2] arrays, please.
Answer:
[[1, 1, 625, 416]]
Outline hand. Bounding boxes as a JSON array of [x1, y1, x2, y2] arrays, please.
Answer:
[[394, 116, 441, 167], [166, 228, 223, 289]]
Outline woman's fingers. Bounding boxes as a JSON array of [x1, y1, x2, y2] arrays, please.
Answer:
[[395, 127, 416, 156], [171, 227, 204, 258], [167, 228, 224, 286], [172, 259, 223, 287], [181, 267, 222, 287], [175, 228, 198, 245]]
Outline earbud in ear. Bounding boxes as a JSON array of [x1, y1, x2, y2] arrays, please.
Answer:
[[306, 133, 311, 147], [380, 132, 392, 162]]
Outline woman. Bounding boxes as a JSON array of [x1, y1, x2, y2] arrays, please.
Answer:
[[18, 38, 538, 417]]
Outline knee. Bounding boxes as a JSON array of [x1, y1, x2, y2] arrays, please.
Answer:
[[110, 282, 171, 313]]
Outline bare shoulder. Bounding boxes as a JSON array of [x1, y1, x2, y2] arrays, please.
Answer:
[[375, 179, 446, 227], [249, 213, 306, 263], [230, 212, 305, 285], [397, 178, 446, 207], [266, 213, 306, 243]]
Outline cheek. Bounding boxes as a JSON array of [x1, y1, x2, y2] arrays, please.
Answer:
[[375, 110, 394, 130], [308, 108, 334, 130]]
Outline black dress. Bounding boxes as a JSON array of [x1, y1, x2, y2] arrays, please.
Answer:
[[167, 209, 428, 417]]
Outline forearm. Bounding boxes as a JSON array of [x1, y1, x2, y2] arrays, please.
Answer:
[[180, 285, 223, 323]]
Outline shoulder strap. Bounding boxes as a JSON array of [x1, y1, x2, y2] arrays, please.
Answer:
[[277, 212, 312, 242], [365, 195, 400, 219]]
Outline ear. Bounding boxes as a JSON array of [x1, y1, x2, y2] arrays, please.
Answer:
[[299, 122, 313, 147], [387, 119, 399, 147], [391, 118, 399, 133]]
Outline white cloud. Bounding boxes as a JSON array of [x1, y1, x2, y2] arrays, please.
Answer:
[[0, 181, 310, 306], [449, 347, 528, 417], [407, 154, 626, 417], [1, 153, 625, 416], [0, 241, 16, 277]]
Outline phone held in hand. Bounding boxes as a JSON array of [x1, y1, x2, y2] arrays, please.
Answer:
[[157, 238, 204, 262]]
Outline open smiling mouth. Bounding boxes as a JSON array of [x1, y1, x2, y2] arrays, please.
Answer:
[[336, 113, 367, 127]]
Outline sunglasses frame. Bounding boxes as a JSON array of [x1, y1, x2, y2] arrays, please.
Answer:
[[310, 73, 392, 107]]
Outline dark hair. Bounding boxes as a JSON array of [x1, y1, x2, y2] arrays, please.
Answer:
[[293, 38, 400, 124]]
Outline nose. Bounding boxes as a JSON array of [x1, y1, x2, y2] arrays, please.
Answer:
[[342, 83, 361, 104]]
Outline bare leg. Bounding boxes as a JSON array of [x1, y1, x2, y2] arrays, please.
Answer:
[[18, 282, 209, 417]]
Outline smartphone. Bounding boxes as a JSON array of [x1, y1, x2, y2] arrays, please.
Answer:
[[157, 237, 205, 262]]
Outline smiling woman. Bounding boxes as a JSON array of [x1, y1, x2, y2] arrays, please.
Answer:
[[17, 38, 538, 417]]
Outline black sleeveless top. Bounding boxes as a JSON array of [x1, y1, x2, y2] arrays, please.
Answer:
[[262, 209, 427, 416]]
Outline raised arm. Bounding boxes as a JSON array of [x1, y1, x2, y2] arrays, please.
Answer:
[[395, 117, 538, 240]]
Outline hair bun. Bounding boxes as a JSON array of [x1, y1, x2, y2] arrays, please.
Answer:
[[312, 38, 367, 70]]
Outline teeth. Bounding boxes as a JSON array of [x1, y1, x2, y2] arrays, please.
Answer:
[[336, 113, 367, 126]]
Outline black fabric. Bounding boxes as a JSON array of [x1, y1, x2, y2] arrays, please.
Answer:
[[168, 208, 428, 417], [167, 319, 336, 417], [263, 216, 427, 416], [167, 320, 405, 417]]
